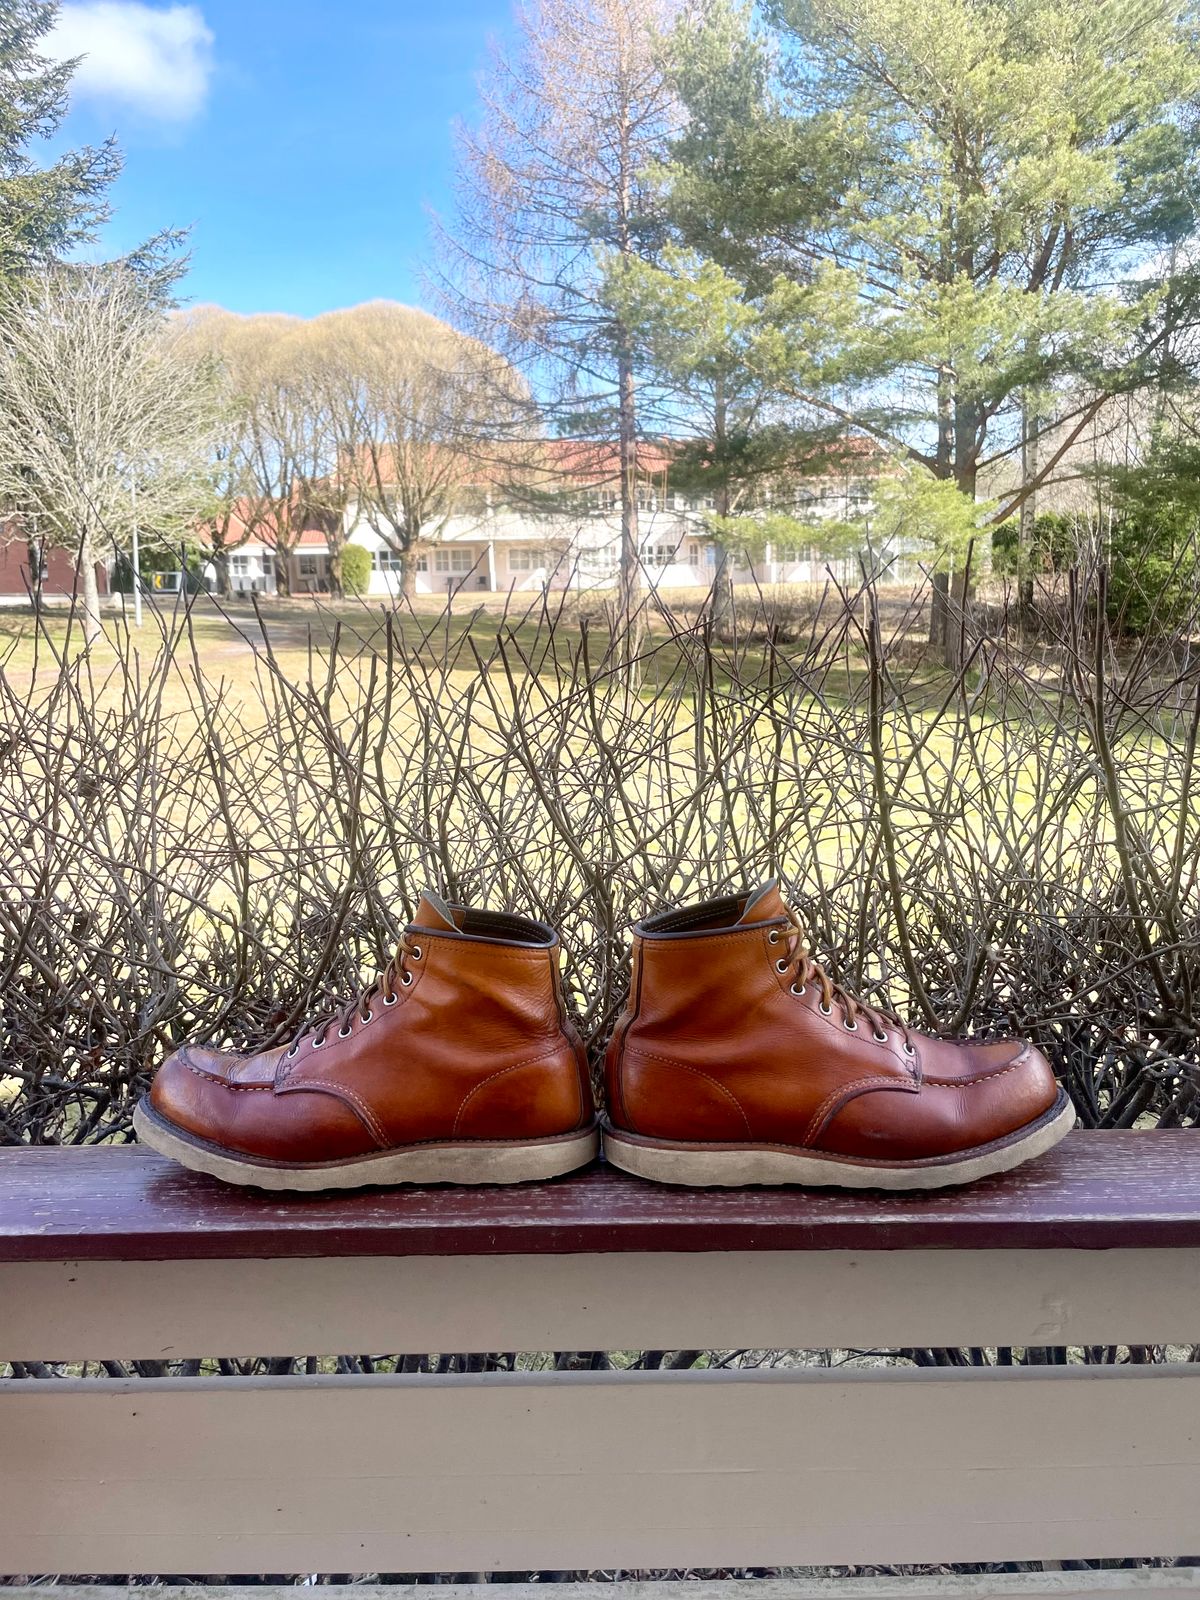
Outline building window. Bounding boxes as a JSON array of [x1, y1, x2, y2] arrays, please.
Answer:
[[416, 553, 429, 572], [582, 547, 617, 576], [434, 547, 474, 574], [374, 548, 403, 572], [508, 547, 541, 572], [637, 486, 659, 514], [230, 554, 252, 576], [589, 488, 618, 513], [776, 545, 804, 563], [297, 555, 323, 577], [642, 543, 679, 569]]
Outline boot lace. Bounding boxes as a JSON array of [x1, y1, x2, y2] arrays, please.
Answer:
[[284, 931, 422, 1059], [769, 909, 915, 1056]]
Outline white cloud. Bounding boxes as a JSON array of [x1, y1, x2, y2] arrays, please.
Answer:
[[48, 2, 215, 123]]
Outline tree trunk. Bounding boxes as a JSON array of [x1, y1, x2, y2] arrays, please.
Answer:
[[401, 548, 418, 600], [1018, 392, 1038, 616], [78, 532, 102, 648], [929, 571, 949, 649], [29, 538, 43, 616], [615, 341, 642, 659], [709, 373, 734, 635], [710, 543, 734, 634], [214, 549, 231, 598], [945, 565, 971, 671], [929, 364, 954, 657], [327, 542, 344, 601], [943, 438, 979, 671]]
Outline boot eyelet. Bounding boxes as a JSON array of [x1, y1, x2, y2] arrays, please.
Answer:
[[874, 1029, 889, 1043], [843, 1017, 858, 1031], [767, 929, 780, 945], [410, 945, 422, 960], [791, 983, 806, 997], [903, 1042, 916, 1057], [285, 1043, 299, 1059], [775, 958, 789, 974], [401, 971, 414, 987], [338, 1025, 353, 1039], [362, 1010, 373, 1024], [383, 992, 398, 1006], [312, 1034, 327, 1049], [819, 1002, 832, 1016]]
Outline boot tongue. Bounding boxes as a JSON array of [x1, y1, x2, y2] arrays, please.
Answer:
[[737, 880, 790, 926], [410, 891, 464, 932]]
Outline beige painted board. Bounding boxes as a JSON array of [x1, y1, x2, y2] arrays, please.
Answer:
[[6, 1582, 1200, 1600], [5, 1249, 1200, 1361], [3, 1364, 1200, 1574]]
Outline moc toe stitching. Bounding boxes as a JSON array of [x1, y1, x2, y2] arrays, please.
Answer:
[[922, 1049, 1031, 1087], [184, 1064, 272, 1091]]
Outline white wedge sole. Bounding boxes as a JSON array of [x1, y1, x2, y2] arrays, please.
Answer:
[[134, 1099, 601, 1191], [603, 1090, 1076, 1190]]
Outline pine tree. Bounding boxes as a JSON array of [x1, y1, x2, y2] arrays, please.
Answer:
[[666, 0, 1200, 662], [0, 0, 125, 286]]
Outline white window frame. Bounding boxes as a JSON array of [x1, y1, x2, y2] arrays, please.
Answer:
[[642, 543, 679, 570], [434, 547, 473, 574]]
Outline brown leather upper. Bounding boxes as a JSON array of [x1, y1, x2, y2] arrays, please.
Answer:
[[150, 895, 593, 1161], [605, 884, 1059, 1161]]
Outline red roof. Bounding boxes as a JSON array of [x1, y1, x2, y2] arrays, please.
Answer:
[[200, 434, 882, 545], [199, 498, 330, 552]]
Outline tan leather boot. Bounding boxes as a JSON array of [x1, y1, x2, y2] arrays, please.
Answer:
[[604, 883, 1074, 1189], [135, 893, 599, 1189]]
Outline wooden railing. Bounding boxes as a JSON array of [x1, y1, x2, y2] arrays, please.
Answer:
[[3, 1131, 1200, 1586]]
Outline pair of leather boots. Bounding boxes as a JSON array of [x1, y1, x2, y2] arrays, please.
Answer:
[[136, 882, 1074, 1192]]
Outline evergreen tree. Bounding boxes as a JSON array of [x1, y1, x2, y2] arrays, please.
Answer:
[[663, 0, 1200, 660], [1104, 430, 1200, 634], [0, 0, 125, 286]]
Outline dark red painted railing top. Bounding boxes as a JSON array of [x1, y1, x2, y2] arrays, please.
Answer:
[[0, 1130, 1194, 1261]]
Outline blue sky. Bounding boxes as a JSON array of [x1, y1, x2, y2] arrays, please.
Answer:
[[44, 0, 517, 317]]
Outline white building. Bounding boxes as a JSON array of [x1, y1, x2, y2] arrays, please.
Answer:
[[210, 443, 888, 599]]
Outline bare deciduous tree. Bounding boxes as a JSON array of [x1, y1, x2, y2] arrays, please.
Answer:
[[436, 0, 682, 645], [0, 266, 216, 643], [183, 302, 508, 600], [317, 301, 514, 598], [173, 306, 300, 596]]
